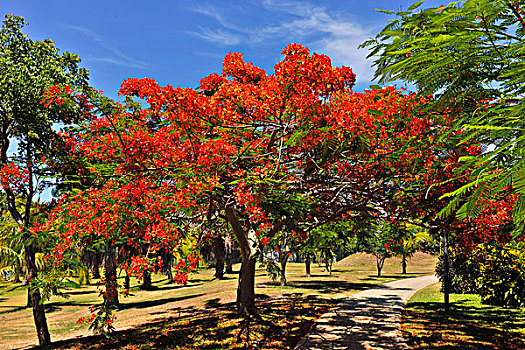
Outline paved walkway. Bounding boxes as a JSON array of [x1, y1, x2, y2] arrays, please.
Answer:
[[295, 275, 438, 350]]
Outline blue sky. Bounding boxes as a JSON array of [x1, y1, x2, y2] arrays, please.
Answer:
[[3, 0, 443, 98]]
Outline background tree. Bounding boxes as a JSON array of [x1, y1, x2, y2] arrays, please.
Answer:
[[305, 221, 355, 277], [0, 14, 89, 346], [392, 223, 433, 274], [361, 219, 403, 277]]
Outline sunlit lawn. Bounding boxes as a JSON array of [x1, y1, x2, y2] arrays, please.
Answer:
[[402, 282, 525, 350], [0, 253, 436, 349]]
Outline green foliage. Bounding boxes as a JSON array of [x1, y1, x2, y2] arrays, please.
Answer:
[[394, 224, 433, 258], [0, 221, 23, 281], [438, 240, 525, 306], [362, 0, 525, 235], [0, 15, 90, 344], [361, 220, 402, 258], [474, 242, 525, 307], [0, 14, 89, 162], [260, 258, 281, 282], [435, 250, 480, 293], [304, 220, 355, 262]]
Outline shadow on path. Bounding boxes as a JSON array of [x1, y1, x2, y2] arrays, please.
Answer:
[[295, 275, 438, 350]]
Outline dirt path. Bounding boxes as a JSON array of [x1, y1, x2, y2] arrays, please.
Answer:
[[295, 275, 438, 350]]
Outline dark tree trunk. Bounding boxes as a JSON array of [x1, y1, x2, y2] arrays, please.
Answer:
[[215, 258, 225, 279], [225, 260, 234, 274], [214, 235, 226, 279], [237, 255, 257, 315], [225, 205, 259, 317], [26, 287, 32, 307], [81, 248, 102, 280], [91, 251, 102, 280], [165, 264, 173, 281], [305, 254, 311, 278], [124, 273, 130, 291], [160, 249, 174, 282], [103, 245, 119, 308], [141, 270, 152, 290], [280, 252, 289, 286], [402, 254, 407, 274], [25, 244, 51, 346], [376, 255, 386, 277], [91, 263, 101, 280], [2, 130, 50, 346]]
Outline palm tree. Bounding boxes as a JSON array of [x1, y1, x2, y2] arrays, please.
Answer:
[[0, 202, 24, 282], [395, 225, 432, 274]]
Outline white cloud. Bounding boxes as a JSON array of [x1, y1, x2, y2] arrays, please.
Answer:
[[65, 25, 150, 69], [189, 1, 376, 83], [190, 27, 242, 46]]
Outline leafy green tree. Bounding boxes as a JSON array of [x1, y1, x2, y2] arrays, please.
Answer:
[[362, 0, 525, 230], [0, 14, 88, 346], [393, 224, 432, 274], [360, 219, 404, 277], [296, 221, 355, 278]]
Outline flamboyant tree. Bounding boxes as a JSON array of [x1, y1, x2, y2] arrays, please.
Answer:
[[43, 43, 473, 323], [0, 14, 89, 346], [41, 170, 201, 331]]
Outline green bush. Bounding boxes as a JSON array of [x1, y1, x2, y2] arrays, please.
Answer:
[[435, 251, 480, 294], [474, 242, 525, 307]]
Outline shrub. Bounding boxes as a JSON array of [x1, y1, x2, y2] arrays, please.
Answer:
[[474, 242, 525, 307], [435, 250, 480, 294]]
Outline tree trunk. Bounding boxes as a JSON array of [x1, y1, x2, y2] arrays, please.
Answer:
[[443, 230, 450, 312], [214, 235, 225, 279], [25, 243, 51, 346], [91, 262, 101, 280], [225, 233, 234, 274], [2, 133, 50, 346], [280, 253, 289, 286], [26, 287, 32, 307], [165, 264, 173, 281], [161, 250, 174, 282], [305, 254, 311, 277], [124, 273, 130, 291], [237, 255, 258, 315], [90, 251, 102, 280], [215, 257, 225, 279], [376, 256, 385, 277], [141, 270, 152, 290], [103, 245, 119, 308], [402, 254, 407, 274], [225, 205, 259, 317]]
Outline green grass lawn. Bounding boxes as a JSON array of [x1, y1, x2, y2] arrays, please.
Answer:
[[401, 283, 525, 350], [0, 252, 436, 350]]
